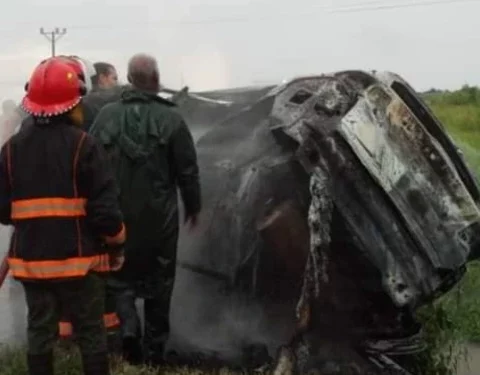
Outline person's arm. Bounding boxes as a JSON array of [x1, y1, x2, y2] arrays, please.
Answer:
[[0, 142, 12, 225], [170, 118, 201, 220], [78, 134, 125, 246]]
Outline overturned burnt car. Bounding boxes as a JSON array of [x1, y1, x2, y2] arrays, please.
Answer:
[[167, 71, 480, 374]]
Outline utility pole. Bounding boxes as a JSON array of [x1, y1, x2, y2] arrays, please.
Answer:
[[40, 27, 67, 57]]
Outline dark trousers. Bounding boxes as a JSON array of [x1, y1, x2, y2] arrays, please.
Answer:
[[110, 254, 176, 367], [58, 277, 122, 356], [22, 272, 110, 375]]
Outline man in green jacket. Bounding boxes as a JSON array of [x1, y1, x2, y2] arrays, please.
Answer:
[[89, 53, 201, 367]]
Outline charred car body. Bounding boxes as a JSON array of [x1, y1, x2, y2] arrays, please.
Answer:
[[168, 71, 480, 374]]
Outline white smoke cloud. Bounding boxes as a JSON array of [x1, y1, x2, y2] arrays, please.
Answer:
[[178, 44, 230, 91]]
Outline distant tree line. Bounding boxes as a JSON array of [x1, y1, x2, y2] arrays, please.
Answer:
[[422, 84, 480, 106]]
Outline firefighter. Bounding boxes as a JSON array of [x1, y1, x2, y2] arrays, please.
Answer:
[[55, 57, 123, 355], [9, 56, 123, 348], [0, 57, 126, 375], [16, 54, 123, 352], [89, 53, 201, 366]]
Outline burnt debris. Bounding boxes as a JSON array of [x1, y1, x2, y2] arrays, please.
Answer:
[[167, 71, 480, 374]]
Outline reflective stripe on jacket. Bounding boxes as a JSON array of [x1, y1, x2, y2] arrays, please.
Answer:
[[0, 119, 125, 280]]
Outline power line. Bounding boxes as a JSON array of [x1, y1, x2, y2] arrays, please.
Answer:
[[0, 0, 473, 87], [61, 0, 480, 30], [0, 0, 474, 33], [39, 27, 67, 57], [330, 0, 479, 13]]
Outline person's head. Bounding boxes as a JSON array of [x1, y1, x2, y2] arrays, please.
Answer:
[[93, 62, 118, 89], [22, 57, 87, 126], [2, 100, 16, 115], [127, 53, 160, 93]]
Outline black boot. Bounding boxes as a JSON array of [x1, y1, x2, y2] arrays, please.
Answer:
[[122, 336, 144, 365], [81, 351, 110, 375], [107, 331, 123, 358], [27, 352, 54, 375]]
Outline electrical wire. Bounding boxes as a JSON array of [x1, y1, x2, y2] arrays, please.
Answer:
[[68, 0, 480, 30], [0, 0, 476, 32], [0, 0, 475, 87]]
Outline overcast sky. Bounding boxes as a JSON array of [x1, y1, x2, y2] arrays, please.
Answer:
[[0, 0, 478, 102]]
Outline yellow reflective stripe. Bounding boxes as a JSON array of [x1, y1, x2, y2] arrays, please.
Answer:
[[104, 313, 120, 328], [59, 322, 73, 337], [58, 312, 120, 338], [11, 197, 87, 219], [7, 254, 110, 279]]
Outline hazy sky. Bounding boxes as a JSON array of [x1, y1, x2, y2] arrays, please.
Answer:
[[0, 0, 478, 102]]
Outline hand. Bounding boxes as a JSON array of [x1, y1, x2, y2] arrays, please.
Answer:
[[184, 213, 199, 231], [109, 250, 125, 272]]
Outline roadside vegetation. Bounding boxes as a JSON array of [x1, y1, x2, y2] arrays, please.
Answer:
[[2, 85, 480, 374], [0, 342, 245, 375], [424, 85, 480, 345], [414, 85, 480, 374]]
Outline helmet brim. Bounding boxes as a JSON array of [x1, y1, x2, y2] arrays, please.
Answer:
[[21, 96, 81, 117]]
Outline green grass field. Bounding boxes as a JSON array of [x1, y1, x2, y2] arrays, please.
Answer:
[[423, 87, 480, 344], [2, 86, 480, 374], [0, 342, 250, 375]]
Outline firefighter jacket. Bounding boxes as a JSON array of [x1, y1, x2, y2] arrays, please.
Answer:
[[0, 117, 126, 281]]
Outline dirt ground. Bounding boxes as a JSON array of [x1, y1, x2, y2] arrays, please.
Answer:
[[458, 343, 480, 375]]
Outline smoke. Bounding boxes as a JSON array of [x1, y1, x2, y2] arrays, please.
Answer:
[[169, 264, 293, 364], [178, 45, 231, 91], [167, 109, 296, 366], [0, 224, 26, 345], [0, 102, 27, 346]]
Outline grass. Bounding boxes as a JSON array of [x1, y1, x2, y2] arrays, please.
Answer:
[[424, 87, 480, 344], [413, 304, 467, 375], [2, 86, 480, 374], [0, 342, 246, 375]]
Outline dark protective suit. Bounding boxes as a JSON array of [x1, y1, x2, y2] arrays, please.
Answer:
[[89, 88, 201, 366], [17, 94, 126, 355], [0, 117, 126, 375]]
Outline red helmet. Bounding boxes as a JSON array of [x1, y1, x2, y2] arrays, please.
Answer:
[[56, 55, 96, 93], [22, 57, 87, 117]]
